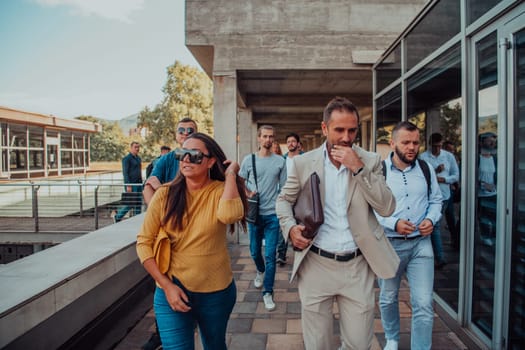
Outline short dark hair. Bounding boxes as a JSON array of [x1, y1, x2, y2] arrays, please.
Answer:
[[392, 121, 418, 140], [178, 118, 197, 130], [428, 133, 443, 145], [479, 131, 497, 143], [160, 145, 171, 152], [285, 132, 300, 143], [323, 96, 360, 124], [257, 125, 274, 137]]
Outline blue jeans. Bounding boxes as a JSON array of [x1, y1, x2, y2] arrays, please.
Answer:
[[378, 236, 434, 350], [431, 198, 451, 262], [277, 229, 288, 260], [444, 197, 458, 247], [115, 185, 143, 221], [154, 278, 236, 350], [248, 213, 279, 295]]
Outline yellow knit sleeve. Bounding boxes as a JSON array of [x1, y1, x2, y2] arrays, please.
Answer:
[[217, 197, 244, 224], [136, 187, 166, 264]]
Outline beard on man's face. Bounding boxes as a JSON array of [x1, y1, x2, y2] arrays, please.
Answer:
[[262, 142, 273, 150], [395, 146, 418, 165]]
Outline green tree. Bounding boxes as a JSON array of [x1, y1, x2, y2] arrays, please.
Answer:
[[440, 102, 462, 148], [76, 116, 128, 161], [138, 61, 213, 147]]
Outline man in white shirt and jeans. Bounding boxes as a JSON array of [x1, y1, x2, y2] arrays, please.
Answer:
[[419, 132, 459, 269]]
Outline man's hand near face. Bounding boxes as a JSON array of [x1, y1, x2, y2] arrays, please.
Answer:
[[330, 145, 364, 174]]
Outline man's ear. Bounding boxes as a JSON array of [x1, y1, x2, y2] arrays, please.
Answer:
[[321, 121, 328, 137]]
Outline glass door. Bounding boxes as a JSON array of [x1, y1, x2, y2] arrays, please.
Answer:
[[504, 11, 525, 349], [469, 8, 525, 348], [471, 30, 499, 340]]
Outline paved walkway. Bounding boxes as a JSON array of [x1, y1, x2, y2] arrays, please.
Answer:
[[115, 244, 469, 350]]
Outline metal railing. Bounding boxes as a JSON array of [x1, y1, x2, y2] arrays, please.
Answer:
[[0, 180, 144, 233]]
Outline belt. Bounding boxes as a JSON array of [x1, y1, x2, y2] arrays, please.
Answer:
[[309, 245, 361, 262], [389, 235, 421, 240]]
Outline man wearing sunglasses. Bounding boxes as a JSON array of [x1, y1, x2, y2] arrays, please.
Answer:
[[143, 118, 198, 205]]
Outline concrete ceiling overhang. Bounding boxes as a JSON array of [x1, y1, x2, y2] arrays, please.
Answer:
[[236, 69, 373, 142]]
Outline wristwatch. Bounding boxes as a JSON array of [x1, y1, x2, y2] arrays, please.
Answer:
[[353, 167, 364, 176]]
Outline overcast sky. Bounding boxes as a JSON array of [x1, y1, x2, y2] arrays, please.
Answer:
[[0, 0, 200, 120]]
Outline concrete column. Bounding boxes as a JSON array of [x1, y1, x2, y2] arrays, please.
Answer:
[[213, 72, 238, 160], [213, 72, 250, 244], [238, 108, 254, 162]]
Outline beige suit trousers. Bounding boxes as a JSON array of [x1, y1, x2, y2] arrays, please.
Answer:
[[297, 250, 375, 350]]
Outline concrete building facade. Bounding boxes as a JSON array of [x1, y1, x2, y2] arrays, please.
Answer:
[[185, 0, 428, 160]]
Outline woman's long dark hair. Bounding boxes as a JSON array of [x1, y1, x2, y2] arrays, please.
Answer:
[[161, 133, 248, 232]]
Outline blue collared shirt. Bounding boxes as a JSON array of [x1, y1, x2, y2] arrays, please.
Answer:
[[151, 151, 179, 184], [419, 149, 459, 200], [376, 153, 443, 238]]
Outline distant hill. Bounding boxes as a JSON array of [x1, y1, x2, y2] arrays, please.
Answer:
[[118, 113, 139, 134]]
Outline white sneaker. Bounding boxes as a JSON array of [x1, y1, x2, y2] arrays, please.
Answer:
[[254, 271, 263, 288], [384, 339, 398, 350], [263, 292, 276, 311]]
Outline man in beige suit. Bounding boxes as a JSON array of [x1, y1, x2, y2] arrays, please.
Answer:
[[276, 97, 399, 350]]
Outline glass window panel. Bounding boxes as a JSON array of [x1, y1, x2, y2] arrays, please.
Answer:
[[467, 0, 502, 25], [61, 132, 72, 148], [407, 44, 461, 118], [10, 150, 26, 169], [10, 124, 27, 147], [61, 150, 72, 168], [407, 42, 462, 312], [376, 44, 402, 93], [406, 0, 460, 71], [1, 123, 6, 147], [1, 150, 7, 174], [473, 31, 498, 338], [29, 150, 44, 169], [29, 126, 44, 148], [74, 151, 83, 167], [73, 133, 84, 150], [509, 27, 525, 349], [376, 86, 401, 158]]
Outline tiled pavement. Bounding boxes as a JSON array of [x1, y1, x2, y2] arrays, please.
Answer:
[[116, 244, 470, 350]]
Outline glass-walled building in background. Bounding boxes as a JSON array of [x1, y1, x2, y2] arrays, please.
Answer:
[[373, 0, 524, 348], [0, 106, 101, 179]]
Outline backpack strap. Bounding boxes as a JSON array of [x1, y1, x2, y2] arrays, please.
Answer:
[[417, 159, 431, 197], [251, 153, 258, 191]]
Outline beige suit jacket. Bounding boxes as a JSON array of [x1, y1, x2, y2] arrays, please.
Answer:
[[275, 144, 400, 281]]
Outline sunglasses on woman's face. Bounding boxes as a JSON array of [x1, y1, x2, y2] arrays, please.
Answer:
[[174, 148, 211, 164], [177, 127, 195, 135]]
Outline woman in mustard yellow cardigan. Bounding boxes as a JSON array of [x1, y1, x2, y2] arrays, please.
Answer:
[[136, 133, 247, 350]]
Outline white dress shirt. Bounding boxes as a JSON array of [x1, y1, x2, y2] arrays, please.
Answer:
[[312, 145, 358, 253]]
